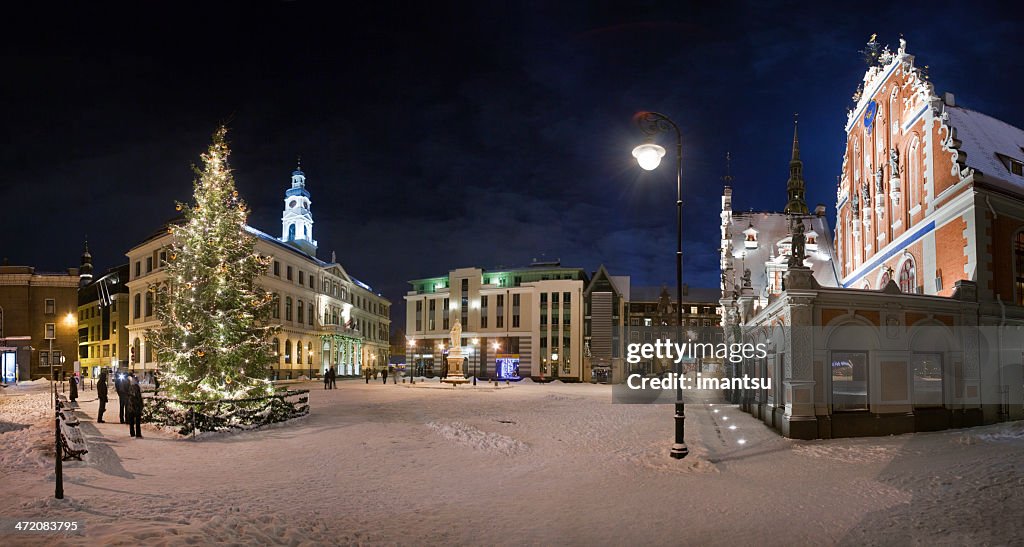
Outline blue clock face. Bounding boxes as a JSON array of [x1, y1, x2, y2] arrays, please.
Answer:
[[863, 100, 878, 135]]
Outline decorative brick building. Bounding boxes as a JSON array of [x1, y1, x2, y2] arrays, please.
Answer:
[[721, 37, 1024, 438]]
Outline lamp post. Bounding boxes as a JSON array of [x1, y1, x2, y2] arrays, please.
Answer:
[[471, 338, 479, 386], [632, 111, 689, 459]]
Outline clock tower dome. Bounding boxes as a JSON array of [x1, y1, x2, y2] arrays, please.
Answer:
[[280, 159, 318, 257]]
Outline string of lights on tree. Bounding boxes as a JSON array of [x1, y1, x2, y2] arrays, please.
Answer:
[[148, 126, 280, 401]]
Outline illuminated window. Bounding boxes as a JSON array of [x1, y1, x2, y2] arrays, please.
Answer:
[[899, 258, 916, 293]]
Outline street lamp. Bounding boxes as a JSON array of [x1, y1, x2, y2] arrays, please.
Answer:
[[632, 110, 689, 460], [551, 351, 559, 380], [471, 338, 479, 385]]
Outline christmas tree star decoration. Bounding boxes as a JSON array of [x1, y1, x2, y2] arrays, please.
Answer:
[[149, 126, 280, 401]]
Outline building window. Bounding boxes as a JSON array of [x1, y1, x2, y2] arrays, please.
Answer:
[[297, 300, 304, 325], [287, 266, 293, 281], [135, 261, 141, 278], [273, 261, 280, 276], [307, 342, 313, 365], [831, 351, 868, 411], [40, 351, 49, 367], [146, 256, 153, 273], [134, 294, 141, 319], [285, 297, 293, 321], [308, 304, 314, 326], [272, 338, 280, 362], [899, 257, 916, 293], [461, 279, 469, 328], [912, 352, 943, 407], [272, 294, 280, 319], [428, 299, 435, 330], [299, 271, 305, 285], [481, 295, 488, 328], [512, 294, 520, 328], [145, 292, 154, 317], [443, 298, 450, 330], [159, 250, 167, 267], [45, 323, 56, 339], [44, 298, 55, 315], [496, 295, 504, 328], [416, 300, 423, 331]]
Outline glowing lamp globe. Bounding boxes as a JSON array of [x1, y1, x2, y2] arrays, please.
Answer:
[[632, 143, 666, 170]]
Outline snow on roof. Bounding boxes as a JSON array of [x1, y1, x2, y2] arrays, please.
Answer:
[[726, 212, 840, 300], [946, 105, 1024, 193]]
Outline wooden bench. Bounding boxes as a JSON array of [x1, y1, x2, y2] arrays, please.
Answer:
[[56, 401, 88, 461]]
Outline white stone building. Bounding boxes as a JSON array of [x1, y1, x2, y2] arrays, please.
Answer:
[[126, 165, 390, 380]]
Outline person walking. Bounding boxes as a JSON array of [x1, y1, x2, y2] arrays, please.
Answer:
[[365, 366, 370, 384], [381, 365, 388, 384], [324, 367, 331, 390], [127, 374, 143, 438], [96, 369, 109, 423], [115, 372, 129, 423], [69, 373, 79, 404], [330, 366, 337, 389]]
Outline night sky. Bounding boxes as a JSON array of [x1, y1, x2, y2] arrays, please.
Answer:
[[4, 1, 1023, 330]]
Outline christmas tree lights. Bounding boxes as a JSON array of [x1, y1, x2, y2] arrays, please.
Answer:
[[149, 127, 279, 401]]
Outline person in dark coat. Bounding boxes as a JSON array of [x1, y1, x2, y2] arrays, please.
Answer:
[[365, 366, 370, 384], [69, 373, 79, 403], [115, 372, 129, 423], [324, 367, 331, 390], [381, 365, 388, 384], [96, 370, 109, 423], [330, 366, 337, 389], [127, 375, 143, 438], [153, 372, 160, 396]]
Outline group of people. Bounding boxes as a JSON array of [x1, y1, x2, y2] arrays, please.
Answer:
[[323, 366, 338, 389], [96, 369, 144, 438]]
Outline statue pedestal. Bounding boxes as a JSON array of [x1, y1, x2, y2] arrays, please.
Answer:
[[442, 350, 470, 386]]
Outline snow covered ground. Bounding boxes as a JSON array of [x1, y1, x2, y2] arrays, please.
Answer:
[[1, 379, 1022, 546]]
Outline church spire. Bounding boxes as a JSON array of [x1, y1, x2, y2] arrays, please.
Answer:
[[79, 237, 94, 286], [784, 114, 809, 214]]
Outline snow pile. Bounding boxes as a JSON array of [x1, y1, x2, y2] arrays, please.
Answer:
[[426, 421, 528, 455], [791, 442, 904, 463], [0, 391, 56, 470], [973, 421, 1024, 443]]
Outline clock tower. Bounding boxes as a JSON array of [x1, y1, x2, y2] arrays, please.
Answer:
[[280, 160, 318, 257]]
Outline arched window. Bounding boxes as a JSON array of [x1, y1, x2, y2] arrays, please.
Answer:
[[880, 270, 891, 288], [297, 300, 304, 325], [322, 340, 331, 367], [272, 338, 280, 362], [284, 340, 292, 363], [1015, 230, 1024, 305], [285, 296, 293, 321], [899, 257, 917, 293]]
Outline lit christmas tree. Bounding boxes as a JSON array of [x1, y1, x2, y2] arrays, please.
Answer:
[[151, 127, 278, 401]]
